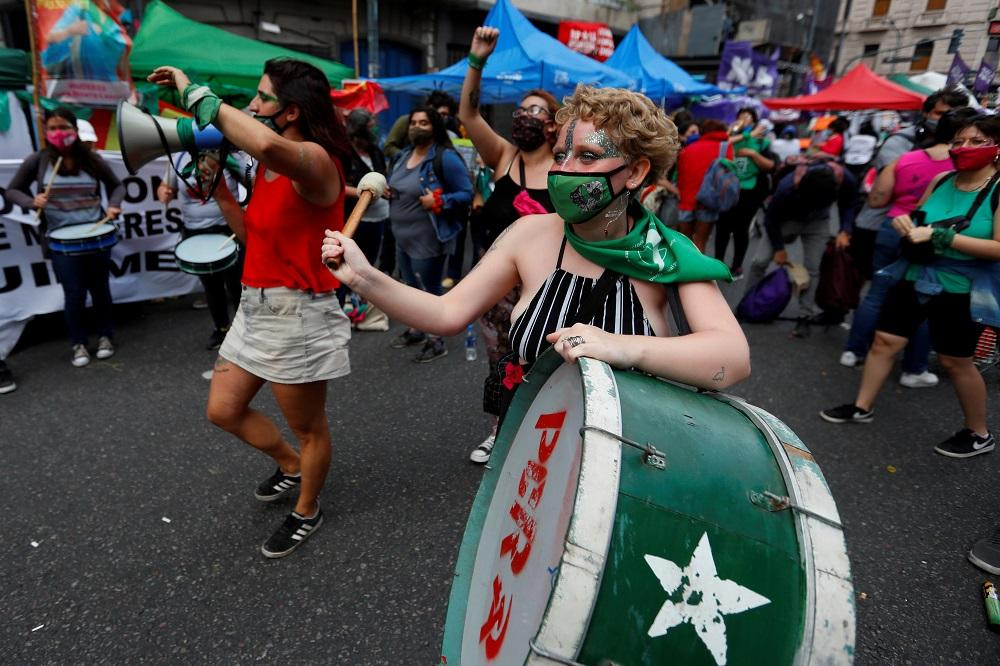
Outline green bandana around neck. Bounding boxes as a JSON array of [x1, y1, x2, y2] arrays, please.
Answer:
[[564, 204, 733, 284]]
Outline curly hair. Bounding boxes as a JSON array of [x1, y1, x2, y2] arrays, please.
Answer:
[[554, 85, 680, 183]]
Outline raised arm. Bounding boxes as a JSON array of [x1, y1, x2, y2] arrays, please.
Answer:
[[147, 66, 340, 205], [322, 215, 532, 334], [458, 27, 515, 169]]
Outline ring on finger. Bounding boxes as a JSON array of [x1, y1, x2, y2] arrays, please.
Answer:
[[564, 335, 585, 348]]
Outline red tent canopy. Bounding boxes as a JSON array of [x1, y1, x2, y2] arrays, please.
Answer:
[[764, 63, 925, 111]]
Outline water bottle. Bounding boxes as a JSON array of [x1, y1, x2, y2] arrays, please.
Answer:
[[465, 324, 478, 361]]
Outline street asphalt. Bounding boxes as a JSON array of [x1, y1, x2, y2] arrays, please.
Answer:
[[2, 267, 1000, 664]]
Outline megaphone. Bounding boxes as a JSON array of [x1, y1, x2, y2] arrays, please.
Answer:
[[116, 101, 225, 174]]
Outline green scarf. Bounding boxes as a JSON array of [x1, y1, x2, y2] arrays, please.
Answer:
[[564, 204, 732, 284]]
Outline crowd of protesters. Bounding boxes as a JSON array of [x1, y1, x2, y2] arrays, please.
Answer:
[[3, 51, 998, 575]]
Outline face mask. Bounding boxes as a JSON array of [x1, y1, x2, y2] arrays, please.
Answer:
[[923, 118, 938, 133], [408, 128, 433, 146], [547, 163, 630, 224], [950, 144, 1000, 171], [684, 133, 700, 145], [511, 115, 547, 151], [46, 129, 77, 151], [255, 107, 288, 134]]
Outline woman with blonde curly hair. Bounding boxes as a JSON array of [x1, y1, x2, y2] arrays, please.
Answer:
[[322, 84, 749, 421]]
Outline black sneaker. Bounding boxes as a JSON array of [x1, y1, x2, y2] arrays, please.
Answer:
[[969, 529, 1000, 574], [261, 508, 323, 558], [819, 404, 874, 424], [414, 338, 448, 363], [206, 328, 228, 351], [0, 361, 15, 395], [933, 429, 995, 458], [254, 467, 301, 502], [390, 329, 426, 348]]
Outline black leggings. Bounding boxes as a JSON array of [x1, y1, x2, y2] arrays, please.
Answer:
[[715, 187, 765, 269], [183, 226, 243, 331]]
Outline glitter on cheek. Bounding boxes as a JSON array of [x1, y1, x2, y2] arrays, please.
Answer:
[[583, 129, 623, 159]]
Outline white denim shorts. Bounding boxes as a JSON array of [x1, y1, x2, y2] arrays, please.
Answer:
[[219, 286, 351, 384]]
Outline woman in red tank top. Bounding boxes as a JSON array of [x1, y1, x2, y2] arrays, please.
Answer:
[[149, 58, 354, 559]]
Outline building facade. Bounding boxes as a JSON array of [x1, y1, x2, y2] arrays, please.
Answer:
[[835, 0, 1000, 77]]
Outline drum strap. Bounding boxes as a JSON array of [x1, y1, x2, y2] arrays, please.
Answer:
[[665, 283, 691, 336]]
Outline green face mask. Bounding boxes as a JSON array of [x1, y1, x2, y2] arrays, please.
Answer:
[[547, 163, 629, 224]]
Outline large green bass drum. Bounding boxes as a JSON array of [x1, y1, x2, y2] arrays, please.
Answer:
[[441, 350, 854, 665]]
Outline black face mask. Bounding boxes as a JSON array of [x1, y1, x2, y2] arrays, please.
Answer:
[[408, 128, 433, 146], [511, 115, 547, 151], [256, 107, 288, 134]]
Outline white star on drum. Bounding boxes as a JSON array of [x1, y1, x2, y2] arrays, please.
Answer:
[[644, 532, 771, 666]]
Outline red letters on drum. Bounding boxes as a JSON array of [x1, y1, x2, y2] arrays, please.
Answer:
[[479, 411, 567, 660]]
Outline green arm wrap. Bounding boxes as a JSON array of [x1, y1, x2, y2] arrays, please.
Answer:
[[181, 83, 222, 130]]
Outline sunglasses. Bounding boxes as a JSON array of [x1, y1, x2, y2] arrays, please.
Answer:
[[512, 105, 550, 119]]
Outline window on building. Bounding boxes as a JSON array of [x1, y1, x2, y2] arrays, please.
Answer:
[[925, 0, 946, 10], [911, 40, 934, 71], [862, 43, 880, 63], [872, 0, 891, 17]]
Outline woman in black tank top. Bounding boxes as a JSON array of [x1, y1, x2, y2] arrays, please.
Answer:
[[457, 27, 562, 463]]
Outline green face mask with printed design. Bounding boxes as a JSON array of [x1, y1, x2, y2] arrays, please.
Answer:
[[546, 163, 629, 224]]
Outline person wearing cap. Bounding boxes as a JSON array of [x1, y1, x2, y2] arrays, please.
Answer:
[[771, 125, 801, 165]]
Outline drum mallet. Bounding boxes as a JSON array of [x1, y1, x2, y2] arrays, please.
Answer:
[[325, 171, 388, 268], [33, 155, 63, 220]]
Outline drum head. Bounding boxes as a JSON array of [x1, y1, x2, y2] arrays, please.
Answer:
[[48, 223, 116, 240], [174, 234, 237, 264]]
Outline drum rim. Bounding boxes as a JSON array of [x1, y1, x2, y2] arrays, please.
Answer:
[[173, 235, 239, 275], [47, 223, 118, 241], [710, 393, 855, 665]]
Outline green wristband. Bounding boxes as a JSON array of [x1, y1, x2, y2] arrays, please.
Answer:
[[467, 52, 486, 70], [931, 227, 956, 252], [181, 82, 222, 130]]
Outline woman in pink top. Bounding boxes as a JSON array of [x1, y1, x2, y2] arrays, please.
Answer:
[[869, 138, 954, 217]]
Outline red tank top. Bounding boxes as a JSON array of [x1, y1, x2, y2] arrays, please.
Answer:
[[241, 160, 344, 292]]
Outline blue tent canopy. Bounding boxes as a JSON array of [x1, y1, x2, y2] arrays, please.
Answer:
[[376, 0, 634, 103], [604, 25, 725, 100]]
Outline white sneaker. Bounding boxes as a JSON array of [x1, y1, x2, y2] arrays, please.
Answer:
[[839, 351, 862, 368], [900, 371, 939, 388], [71, 344, 90, 367], [470, 433, 495, 464], [95, 336, 115, 360]]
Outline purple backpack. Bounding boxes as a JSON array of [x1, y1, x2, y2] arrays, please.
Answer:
[[737, 266, 792, 323]]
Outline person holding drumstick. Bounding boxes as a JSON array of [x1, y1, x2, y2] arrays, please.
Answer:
[[157, 149, 246, 350], [149, 58, 353, 558], [7, 106, 124, 368], [323, 85, 750, 409]]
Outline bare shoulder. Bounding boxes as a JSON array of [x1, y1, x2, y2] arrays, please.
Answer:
[[495, 212, 563, 249]]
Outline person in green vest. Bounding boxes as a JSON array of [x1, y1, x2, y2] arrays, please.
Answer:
[[322, 84, 750, 412], [716, 107, 775, 278]]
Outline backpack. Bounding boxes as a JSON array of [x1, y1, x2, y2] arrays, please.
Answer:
[[431, 145, 471, 228], [696, 141, 741, 213], [815, 240, 865, 315], [736, 266, 793, 323]]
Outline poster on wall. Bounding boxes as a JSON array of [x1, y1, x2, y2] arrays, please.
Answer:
[[717, 40, 778, 97], [29, 0, 134, 106]]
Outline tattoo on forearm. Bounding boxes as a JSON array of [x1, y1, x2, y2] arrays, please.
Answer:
[[469, 87, 480, 111], [712, 367, 726, 383]]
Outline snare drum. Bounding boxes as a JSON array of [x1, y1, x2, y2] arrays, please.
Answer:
[[442, 350, 854, 665], [173, 234, 239, 275], [46, 222, 119, 256]]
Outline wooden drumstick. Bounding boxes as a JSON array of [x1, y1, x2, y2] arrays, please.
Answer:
[[85, 215, 112, 233], [326, 171, 388, 268], [215, 233, 237, 251], [32, 155, 63, 220]]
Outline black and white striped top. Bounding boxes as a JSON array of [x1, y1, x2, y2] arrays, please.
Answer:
[[509, 238, 655, 364]]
